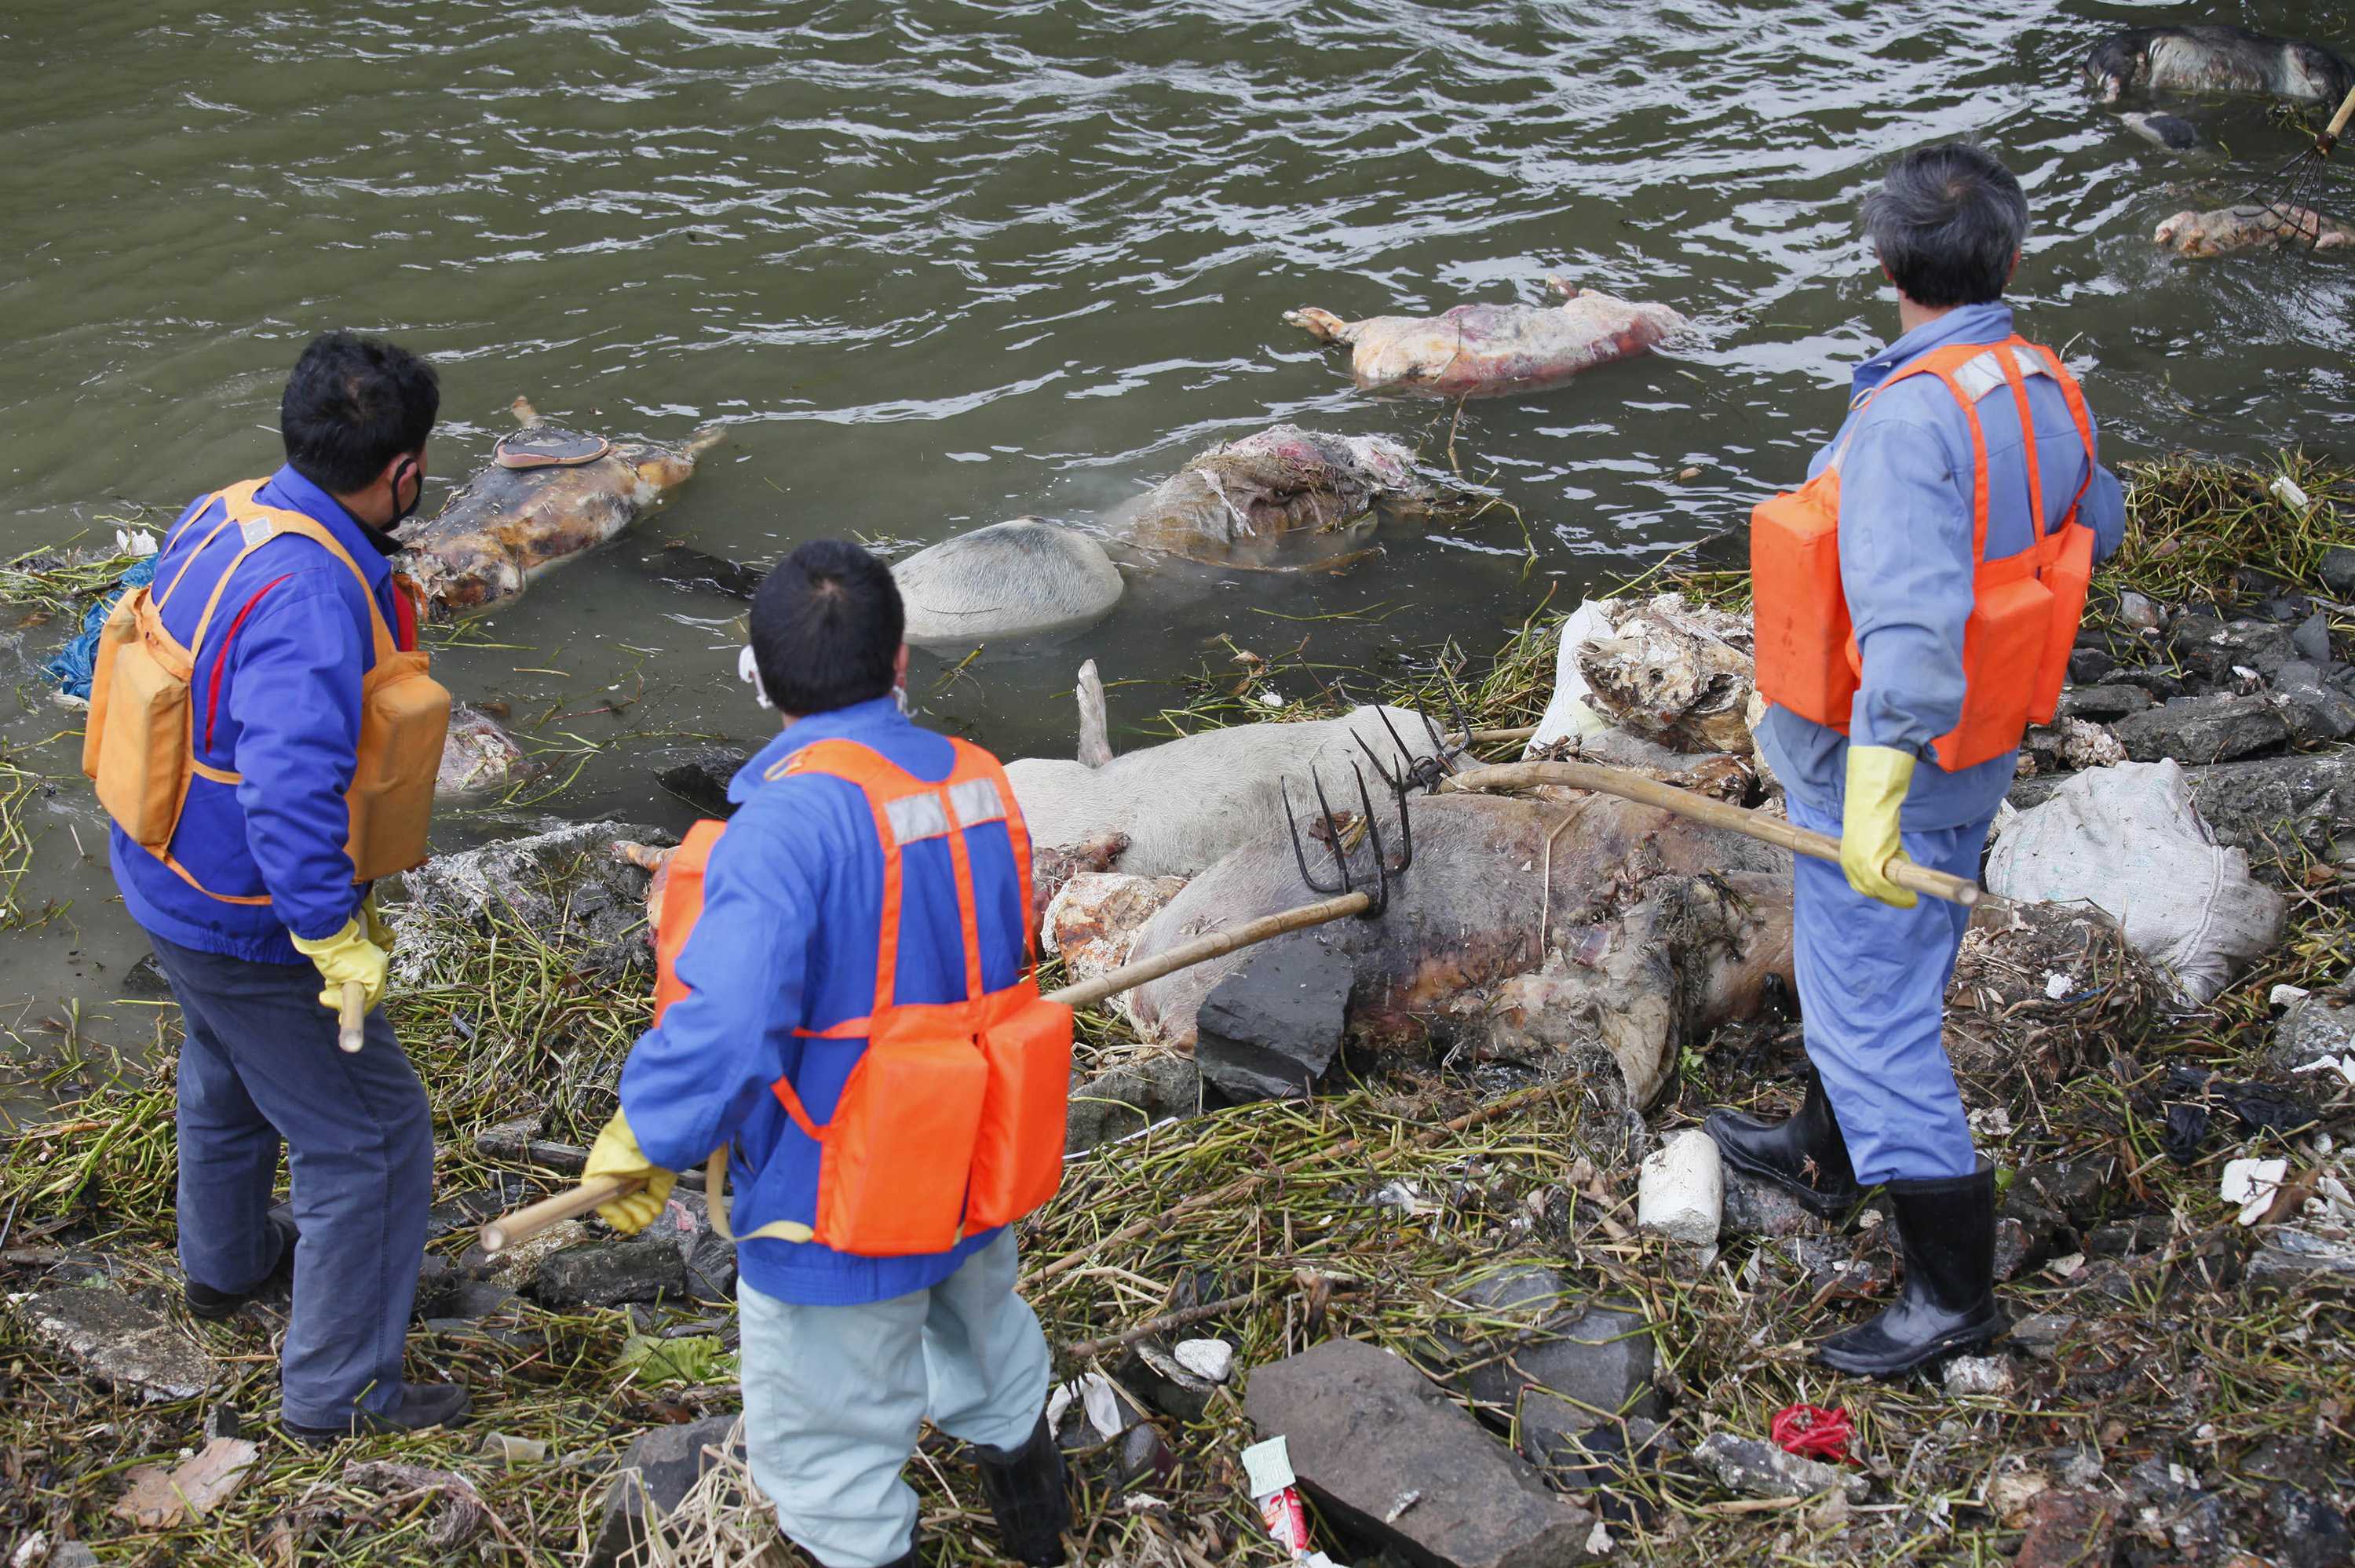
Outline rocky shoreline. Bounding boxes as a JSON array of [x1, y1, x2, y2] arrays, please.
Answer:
[[0, 454, 2350, 1566]]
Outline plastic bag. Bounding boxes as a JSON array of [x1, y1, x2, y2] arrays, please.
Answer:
[[1986, 759, 2285, 1004], [42, 554, 158, 703]]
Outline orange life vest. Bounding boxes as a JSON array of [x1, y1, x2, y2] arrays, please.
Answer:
[[1750, 335, 2098, 773], [652, 736, 1073, 1258], [82, 479, 450, 902]]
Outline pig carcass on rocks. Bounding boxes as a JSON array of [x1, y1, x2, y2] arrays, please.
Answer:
[[1284, 283, 1687, 399], [1108, 425, 1437, 572], [398, 399, 722, 613], [1123, 792, 1798, 1108], [1575, 594, 1759, 757], [1006, 698, 1445, 884]]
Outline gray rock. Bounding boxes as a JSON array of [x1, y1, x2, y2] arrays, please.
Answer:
[[1194, 938, 1352, 1102], [651, 746, 752, 819], [2116, 591, 2163, 632], [2014, 1156, 2115, 1225], [1119, 1422, 1178, 1486], [2012, 748, 2355, 861], [2110, 694, 2289, 765], [587, 1414, 748, 1568], [2066, 647, 2116, 684], [414, 1254, 461, 1320], [49, 1544, 100, 1568], [1694, 1431, 1868, 1504], [2247, 1227, 2355, 1288], [531, 1231, 690, 1311], [653, 1191, 739, 1302], [2095, 666, 2185, 702], [389, 820, 669, 984], [1242, 1336, 1597, 1568], [1438, 1267, 1658, 1436], [2273, 661, 2355, 744], [1119, 1339, 1221, 1424], [1720, 1167, 1830, 1238], [2273, 994, 2355, 1074], [16, 1287, 222, 1403], [2271, 1483, 2353, 1568], [2007, 1312, 2077, 1358], [2293, 612, 2335, 665], [2055, 684, 2152, 723], [2321, 545, 2355, 597], [2171, 616, 2298, 682], [1066, 1052, 1199, 1153]]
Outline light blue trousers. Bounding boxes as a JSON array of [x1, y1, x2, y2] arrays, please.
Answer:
[[1785, 793, 1992, 1184], [738, 1230, 1052, 1568]]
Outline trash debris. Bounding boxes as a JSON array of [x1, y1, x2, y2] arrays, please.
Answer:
[[111, 1436, 260, 1527], [1047, 1370, 1128, 1442], [1242, 1435, 1318, 1560], [1986, 759, 2287, 1002], [2271, 983, 2312, 1008], [2043, 971, 2072, 1000], [1769, 1404, 1853, 1465], [1695, 1431, 1870, 1503], [1942, 1355, 2015, 1397], [2271, 473, 2315, 514], [1637, 1129, 1723, 1246], [2292, 1052, 2355, 1086], [481, 1432, 549, 1467], [1174, 1338, 1234, 1384], [2222, 1158, 2290, 1226], [1525, 599, 1621, 755]]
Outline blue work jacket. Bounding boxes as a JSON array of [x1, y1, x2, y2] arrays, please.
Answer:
[[1754, 302, 2129, 829], [617, 696, 1031, 1307], [110, 466, 411, 965]]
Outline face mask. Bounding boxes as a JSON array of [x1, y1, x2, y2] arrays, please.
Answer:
[[388, 456, 423, 528], [738, 645, 773, 710]]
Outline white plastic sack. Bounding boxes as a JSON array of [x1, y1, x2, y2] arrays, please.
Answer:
[[1986, 759, 2287, 1004], [1524, 599, 1619, 757]]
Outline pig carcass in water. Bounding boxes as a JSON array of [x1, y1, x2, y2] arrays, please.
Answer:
[[1108, 425, 1437, 571], [2154, 204, 2355, 257], [2085, 25, 2353, 104], [1284, 281, 1686, 399], [891, 518, 1125, 649], [1123, 790, 1797, 1108], [399, 399, 723, 613]]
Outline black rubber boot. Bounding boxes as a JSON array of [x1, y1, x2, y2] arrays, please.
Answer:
[[1703, 1068, 1862, 1219], [1816, 1159, 2003, 1378], [185, 1205, 298, 1322], [284, 1382, 473, 1447], [972, 1415, 1072, 1567]]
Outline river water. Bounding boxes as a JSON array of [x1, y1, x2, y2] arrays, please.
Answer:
[[3, 1, 2352, 1037]]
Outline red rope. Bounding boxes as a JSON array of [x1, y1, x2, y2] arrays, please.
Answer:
[[1771, 1402, 1854, 1464]]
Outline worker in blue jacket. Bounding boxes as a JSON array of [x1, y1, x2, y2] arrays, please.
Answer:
[[1711, 145, 2127, 1376], [113, 332, 465, 1441], [582, 541, 1069, 1568]]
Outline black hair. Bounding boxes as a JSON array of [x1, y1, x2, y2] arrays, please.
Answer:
[[1861, 144, 2028, 309], [279, 331, 441, 494], [750, 540, 905, 715]]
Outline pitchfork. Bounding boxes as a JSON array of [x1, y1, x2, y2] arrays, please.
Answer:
[[2239, 82, 2355, 246]]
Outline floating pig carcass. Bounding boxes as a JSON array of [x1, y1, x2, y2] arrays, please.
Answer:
[[2154, 205, 2355, 257], [1108, 425, 1437, 572], [891, 518, 1125, 649], [1285, 283, 1687, 399], [2085, 25, 2353, 104], [398, 399, 722, 613]]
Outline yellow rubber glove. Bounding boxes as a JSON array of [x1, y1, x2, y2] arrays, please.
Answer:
[[1840, 745, 1919, 910], [583, 1110, 676, 1235], [361, 889, 396, 954], [288, 917, 390, 1014]]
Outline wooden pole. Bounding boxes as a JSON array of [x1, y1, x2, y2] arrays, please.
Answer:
[[1440, 758, 1985, 908], [478, 888, 1375, 1254], [337, 982, 366, 1055]]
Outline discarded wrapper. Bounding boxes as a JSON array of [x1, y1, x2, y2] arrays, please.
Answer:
[[1769, 1402, 1854, 1464], [2221, 1157, 2290, 1227], [1240, 1435, 1345, 1566]]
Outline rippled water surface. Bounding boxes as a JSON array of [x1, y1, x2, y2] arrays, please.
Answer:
[[5, 1, 2353, 1023]]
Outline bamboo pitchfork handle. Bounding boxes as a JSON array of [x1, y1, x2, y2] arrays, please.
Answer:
[[1442, 759, 1986, 908], [2326, 84, 2355, 146], [477, 888, 1376, 1254], [337, 982, 366, 1055]]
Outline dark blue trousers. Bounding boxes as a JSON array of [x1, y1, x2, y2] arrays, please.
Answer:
[[148, 931, 434, 1428]]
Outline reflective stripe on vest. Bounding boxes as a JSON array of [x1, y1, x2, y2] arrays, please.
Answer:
[[1749, 335, 2100, 772]]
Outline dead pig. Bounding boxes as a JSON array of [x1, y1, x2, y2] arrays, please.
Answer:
[[2154, 205, 2355, 256], [436, 706, 532, 798], [399, 399, 721, 613], [1286, 282, 1686, 399], [1123, 791, 1796, 1107], [1108, 425, 1434, 572], [2086, 25, 2353, 104], [890, 518, 1124, 649]]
